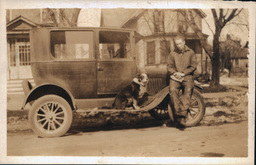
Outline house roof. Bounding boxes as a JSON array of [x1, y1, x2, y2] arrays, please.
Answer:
[[194, 9, 207, 18], [121, 9, 147, 28], [101, 9, 141, 27], [231, 48, 248, 59], [7, 15, 39, 29], [6, 15, 42, 33], [220, 36, 249, 59]]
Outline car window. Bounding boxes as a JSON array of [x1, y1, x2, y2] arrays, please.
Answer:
[[50, 31, 94, 59], [99, 31, 131, 59]]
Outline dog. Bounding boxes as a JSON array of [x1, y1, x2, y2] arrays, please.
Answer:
[[112, 73, 149, 110]]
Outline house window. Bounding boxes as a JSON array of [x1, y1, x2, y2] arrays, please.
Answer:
[[153, 10, 165, 33], [19, 45, 30, 66], [160, 40, 170, 64], [8, 39, 30, 67], [99, 31, 131, 59], [50, 31, 94, 59], [185, 40, 202, 54], [147, 41, 156, 64]]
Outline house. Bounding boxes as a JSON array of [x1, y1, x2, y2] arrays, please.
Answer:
[[102, 9, 209, 76], [6, 9, 55, 80], [6, 9, 83, 80], [231, 46, 248, 73], [6, 9, 208, 81], [220, 34, 248, 74]]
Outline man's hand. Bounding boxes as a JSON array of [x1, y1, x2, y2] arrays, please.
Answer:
[[174, 72, 185, 79], [170, 72, 185, 82]]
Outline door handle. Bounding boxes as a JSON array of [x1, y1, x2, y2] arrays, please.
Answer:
[[97, 63, 103, 71]]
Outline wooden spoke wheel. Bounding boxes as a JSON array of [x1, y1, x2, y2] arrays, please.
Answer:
[[29, 95, 73, 138]]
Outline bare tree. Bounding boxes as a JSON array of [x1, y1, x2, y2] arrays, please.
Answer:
[[210, 9, 244, 86], [45, 8, 81, 27], [179, 9, 244, 87]]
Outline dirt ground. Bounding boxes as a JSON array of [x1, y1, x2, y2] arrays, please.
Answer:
[[7, 120, 248, 157]]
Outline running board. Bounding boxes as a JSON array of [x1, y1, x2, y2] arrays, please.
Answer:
[[75, 87, 169, 113], [75, 109, 143, 113]]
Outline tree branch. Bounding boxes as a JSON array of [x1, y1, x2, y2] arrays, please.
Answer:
[[59, 9, 73, 27], [233, 9, 243, 17], [211, 9, 219, 26], [46, 8, 58, 26], [220, 9, 224, 24], [227, 22, 249, 31], [223, 9, 229, 18], [223, 9, 243, 27]]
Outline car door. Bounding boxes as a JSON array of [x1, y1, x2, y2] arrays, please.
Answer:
[[97, 30, 136, 95], [47, 29, 97, 99]]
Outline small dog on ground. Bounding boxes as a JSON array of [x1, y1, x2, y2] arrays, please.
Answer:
[[112, 73, 149, 110]]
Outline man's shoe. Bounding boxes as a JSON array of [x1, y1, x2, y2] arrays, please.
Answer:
[[179, 117, 186, 126]]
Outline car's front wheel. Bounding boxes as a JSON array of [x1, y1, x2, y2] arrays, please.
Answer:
[[28, 95, 73, 138], [149, 89, 206, 127]]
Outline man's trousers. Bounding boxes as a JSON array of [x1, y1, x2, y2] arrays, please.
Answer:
[[169, 76, 194, 118]]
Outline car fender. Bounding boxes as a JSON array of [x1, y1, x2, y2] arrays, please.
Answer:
[[140, 86, 169, 111], [21, 83, 76, 110]]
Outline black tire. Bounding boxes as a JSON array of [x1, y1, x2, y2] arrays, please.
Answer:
[[148, 95, 170, 120], [184, 89, 206, 126], [168, 89, 206, 127], [28, 95, 73, 138]]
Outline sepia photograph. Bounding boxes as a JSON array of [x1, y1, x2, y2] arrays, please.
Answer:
[[0, 0, 255, 164]]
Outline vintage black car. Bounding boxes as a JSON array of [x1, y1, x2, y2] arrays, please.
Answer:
[[22, 27, 205, 138]]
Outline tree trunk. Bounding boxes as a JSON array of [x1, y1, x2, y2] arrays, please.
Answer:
[[210, 28, 221, 87]]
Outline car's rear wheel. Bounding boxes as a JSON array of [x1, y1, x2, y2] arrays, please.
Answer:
[[28, 95, 73, 138]]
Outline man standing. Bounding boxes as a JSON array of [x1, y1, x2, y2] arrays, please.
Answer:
[[168, 34, 197, 127]]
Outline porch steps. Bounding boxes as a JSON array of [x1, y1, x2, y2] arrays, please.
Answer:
[[7, 79, 35, 95]]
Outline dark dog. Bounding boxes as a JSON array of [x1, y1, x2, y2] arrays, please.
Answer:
[[112, 73, 149, 110]]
